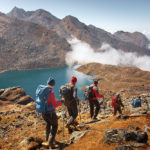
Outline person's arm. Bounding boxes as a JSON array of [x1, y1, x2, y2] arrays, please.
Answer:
[[73, 86, 79, 104], [93, 87, 103, 98], [118, 97, 124, 107], [48, 92, 62, 108]]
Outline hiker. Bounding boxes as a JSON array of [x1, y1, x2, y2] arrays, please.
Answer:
[[89, 80, 103, 120], [60, 76, 79, 129], [111, 92, 124, 116], [131, 96, 142, 108], [36, 77, 63, 148]]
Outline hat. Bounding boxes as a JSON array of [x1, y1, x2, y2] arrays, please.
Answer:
[[115, 92, 120, 97], [47, 77, 55, 86], [71, 76, 77, 84], [94, 80, 98, 85]]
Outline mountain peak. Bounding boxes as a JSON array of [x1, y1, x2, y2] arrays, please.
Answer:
[[62, 15, 80, 23], [114, 31, 149, 48], [7, 6, 28, 18]]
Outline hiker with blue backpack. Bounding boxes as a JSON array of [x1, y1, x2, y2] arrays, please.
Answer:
[[35, 77, 63, 148], [60, 76, 79, 130], [131, 96, 142, 108]]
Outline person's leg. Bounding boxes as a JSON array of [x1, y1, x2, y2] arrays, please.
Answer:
[[46, 122, 51, 141], [43, 112, 58, 147], [89, 100, 94, 118], [118, 107, 122, 115], [43, 113, 51, 141], [50, 112, 58, 145], [93, 100, 100, 119], [66, 101, 78, 127], [113, 108, 117, 116]]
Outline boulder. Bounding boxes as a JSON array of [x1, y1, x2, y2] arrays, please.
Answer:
[[104, 129, 148, 144]]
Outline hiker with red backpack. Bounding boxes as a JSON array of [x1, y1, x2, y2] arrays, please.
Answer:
[[60, 76, 79, 130], [111, 92, 124, 116], [35, 77, 63, 148], [88, 80, 103, 120]]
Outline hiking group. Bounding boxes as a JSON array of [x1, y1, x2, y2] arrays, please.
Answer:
[[35, 75, 142, 148]]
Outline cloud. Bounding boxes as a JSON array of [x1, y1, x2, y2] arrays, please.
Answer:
[[141, 30, 150, 49], [142, 30, 150, 40], [66, 37, 150, 72]]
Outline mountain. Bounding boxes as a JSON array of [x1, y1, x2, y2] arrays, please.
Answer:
[[7, 7, 60, 30], [56, 16, 150, 55], [0, 12, 71, 72], [77, 62, 150, 97], [114, 31, 150, 48], [8, 7, 150, 57]]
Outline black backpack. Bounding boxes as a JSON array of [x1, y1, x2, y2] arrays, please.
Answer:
[[59, 84, 73, 100], [84, 85, 94, 100]]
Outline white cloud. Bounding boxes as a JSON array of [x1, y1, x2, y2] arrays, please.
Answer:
[[142, 30, 150, 40], [66, 37, 150, 72]]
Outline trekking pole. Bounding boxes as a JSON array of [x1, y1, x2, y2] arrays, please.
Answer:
[[78, 100, 81, 124], [79, 102, 81, 124], [102, 97, 106, 115], [62, 102, 65, 147]]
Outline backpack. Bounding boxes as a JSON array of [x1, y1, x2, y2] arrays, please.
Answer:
[[131, 98, 141, 108], [59, 84, 73, 100], [35, 85, 52, 116], [111, 97, 119, 108], [84, 85, 94, 100]]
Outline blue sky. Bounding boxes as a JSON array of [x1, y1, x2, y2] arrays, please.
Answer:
[[0, 0, 150, 34]]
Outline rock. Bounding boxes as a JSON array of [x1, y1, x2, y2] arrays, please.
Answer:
[[104, 129, 125, 143], [0, 89, 4, 95], [114, 145, 133, 150], [132, 142, 147, 148], [70, 131, 87, 144], [135, 131, 148, 143], [144, 125, 150, 132], [104, 129, 148, 144], [128, 125, 140, 131], [116, 115, 130, 120], [20, 137, 35, 147], [27, 122, 34, 127]]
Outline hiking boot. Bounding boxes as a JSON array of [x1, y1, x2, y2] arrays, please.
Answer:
[[72, 121, 78, 126], [93, 116, 98, 120], [49, 142, 55, 149], [42, 141, 49, 148], [65, 124, 70, 128]]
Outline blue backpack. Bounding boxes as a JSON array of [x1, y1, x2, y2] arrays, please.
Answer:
[[35, 85, 53, 116], [131, 98, 141, 108]]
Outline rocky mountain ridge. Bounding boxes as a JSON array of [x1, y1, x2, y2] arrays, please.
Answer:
[[0, 12, 71, 72], [7, 7, 150, 55], [1, 7, 150, 72]]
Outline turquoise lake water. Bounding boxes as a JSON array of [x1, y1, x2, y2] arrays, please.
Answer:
[[0, 66, 93, 100]]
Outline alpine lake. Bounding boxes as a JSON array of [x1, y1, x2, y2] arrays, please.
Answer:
[[0, 66, 94, 100]]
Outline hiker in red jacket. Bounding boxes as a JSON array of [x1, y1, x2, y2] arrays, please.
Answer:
[[111, 92, 124, 116], [60, 76, 79, 129], [42, 77, 63, 148], [89, 80, 103, 120]]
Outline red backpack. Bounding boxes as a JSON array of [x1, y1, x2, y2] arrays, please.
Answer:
[[111, 97, 119, 108]]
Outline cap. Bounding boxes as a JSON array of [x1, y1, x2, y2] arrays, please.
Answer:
[[47, 77, 55, 86]]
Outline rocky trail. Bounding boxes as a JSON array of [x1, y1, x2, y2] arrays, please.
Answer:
[[1, 87, 150, 150]]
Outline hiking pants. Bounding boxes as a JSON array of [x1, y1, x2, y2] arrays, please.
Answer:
[[66, 100, 78, 126], [113, 107, 122, 116], [89, 99, 100, 118], [43, 111, 58, 143]]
